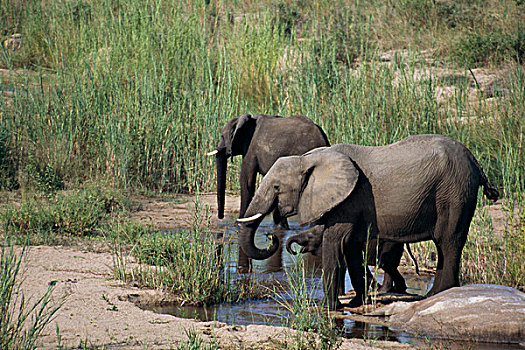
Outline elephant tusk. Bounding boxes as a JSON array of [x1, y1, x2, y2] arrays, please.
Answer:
[[206, 150, 219, 156], [237, 213, 263, 222]]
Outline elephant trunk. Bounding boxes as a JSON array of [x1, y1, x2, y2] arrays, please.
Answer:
[[216, 151, 227, 219], [286, 236, 301, 255], [238, 180, 279, 260], [238, 219, 279, 260]]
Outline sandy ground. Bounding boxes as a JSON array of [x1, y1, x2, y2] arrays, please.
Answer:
[[16, 194, 416, 350]]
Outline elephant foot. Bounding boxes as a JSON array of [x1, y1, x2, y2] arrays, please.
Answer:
[[332, 301, 344, 310], [377, 284, 408, 294], [426, 284, 446, 297], [392, 285, 408, 294], [369, 279, 381, 291], [237, 264, 252, 273], [377, 284, 390, 293], [347, 295, 364, 308], [324, 297, 343, 310]]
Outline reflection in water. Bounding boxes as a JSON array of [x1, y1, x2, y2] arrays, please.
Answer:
[[151, 218, 436, 342]]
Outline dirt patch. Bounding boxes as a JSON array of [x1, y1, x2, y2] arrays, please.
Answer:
[[128, 193, 240, 230]]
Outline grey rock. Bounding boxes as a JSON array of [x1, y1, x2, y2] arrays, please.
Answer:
[[379, 284, 525, 344]]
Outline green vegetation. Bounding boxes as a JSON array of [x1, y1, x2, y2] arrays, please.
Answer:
[[176, 329, 219, 350], [0, 0, 523, 193], [277, 257, 341, 350], [461, 197, 525, 290], [1, 185, 126, 245], [111, 198, 272, 305], [0, 243, 61, 349]]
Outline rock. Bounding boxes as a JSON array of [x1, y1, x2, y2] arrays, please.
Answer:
[[3, 33, 22, 50], [377, 284, 525, 344]]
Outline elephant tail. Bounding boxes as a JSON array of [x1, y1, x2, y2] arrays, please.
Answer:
[[404, 244, 420, 276], [317, 124, 331, 147], [482, 183, 500, 202], [466, 147, 499, 202]]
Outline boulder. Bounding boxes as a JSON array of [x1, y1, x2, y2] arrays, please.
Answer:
[[368, 284, 525, 344]]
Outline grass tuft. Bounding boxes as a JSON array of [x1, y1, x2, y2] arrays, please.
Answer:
[[111, 196, 271, 305], [0, 242, 62, 349]]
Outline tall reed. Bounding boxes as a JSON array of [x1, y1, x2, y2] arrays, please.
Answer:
[[1, 0, 522, 196]]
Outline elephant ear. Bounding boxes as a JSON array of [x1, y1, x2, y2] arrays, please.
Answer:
[[230, 114, 257, 156], [297, 149, 359, 226]]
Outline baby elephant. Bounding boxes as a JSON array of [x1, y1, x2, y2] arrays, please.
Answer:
[[286, 226, 410, 294]]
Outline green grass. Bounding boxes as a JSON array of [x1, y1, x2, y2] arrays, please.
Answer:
[[276, 257, 341, 350], [176, 329, 219, 350], [0, 0, 523, 194], [111, 197, 272, 305], [0, 185, 127, 245], [461, 196, 525, 290]]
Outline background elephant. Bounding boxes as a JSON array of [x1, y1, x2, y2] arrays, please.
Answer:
[[286, 226, 413, 294], [208, 114, 330, 271], [237, 135, 499, 308]]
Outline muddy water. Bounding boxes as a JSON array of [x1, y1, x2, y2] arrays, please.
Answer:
[[150, 218, 436, 342]]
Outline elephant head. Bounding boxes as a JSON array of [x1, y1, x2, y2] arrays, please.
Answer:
[[237, 149, 359, 260], [207, 114, 257, 219]]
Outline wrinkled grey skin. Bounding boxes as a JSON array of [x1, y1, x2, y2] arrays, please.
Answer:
[[238, 135, 499, 309], [287, 228, 408, 294], [210, 114, 329, 271]]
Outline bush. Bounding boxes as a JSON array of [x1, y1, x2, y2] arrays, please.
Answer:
[[450, 29, 525, 67], [1, 186, 124, 244]]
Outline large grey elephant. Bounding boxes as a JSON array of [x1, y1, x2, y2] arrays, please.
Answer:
[[208, 114, 330, 271], [237, 135, 499, 309]]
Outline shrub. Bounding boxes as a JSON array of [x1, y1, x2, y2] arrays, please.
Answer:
[[450, 29, 525, 67], [1, 186, 124, 244]]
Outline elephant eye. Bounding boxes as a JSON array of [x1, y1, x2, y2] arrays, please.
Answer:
[[273, 185, 280, 193]]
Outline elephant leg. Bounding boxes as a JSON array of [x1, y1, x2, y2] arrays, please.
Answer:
[[239, 162, 257, 218], [238, 164, 258, 273], [321, 227, 346, 310], [343, 235, 366, 308], [432, 226, 469, 295], [378, 273, 394, 293], [428, 243, 444, 296], [338, 268, 346, 296], [428, 203, 473, 296], [237, 246, 252, 273], [381, 269, 407, 294], [378, 242, 406, 294]]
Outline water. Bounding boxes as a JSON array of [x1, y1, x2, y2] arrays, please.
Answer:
[[145, 218, 522, 349], [149, 219, 429, 337]]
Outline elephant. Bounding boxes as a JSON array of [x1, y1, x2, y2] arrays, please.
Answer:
[[237, 134, 499, 309], [207, 114, 330, 271], [286, 226, 415, 294]]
